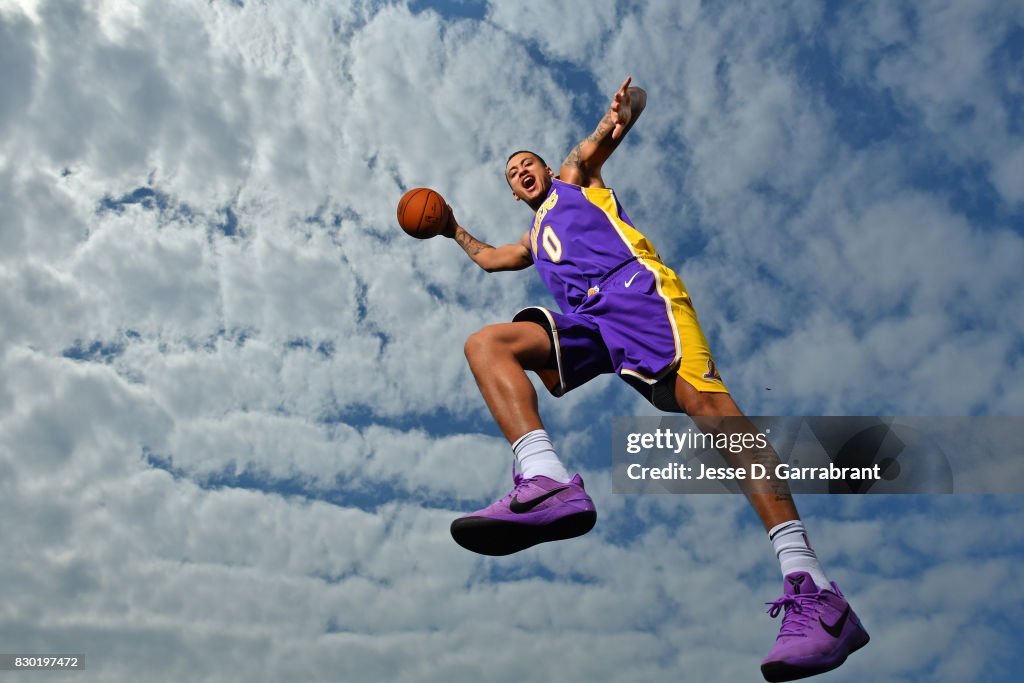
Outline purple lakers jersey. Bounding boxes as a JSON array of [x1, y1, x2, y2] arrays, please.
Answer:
[[529, 178, 660, 311]]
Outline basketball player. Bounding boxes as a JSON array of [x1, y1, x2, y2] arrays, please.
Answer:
[[442, 77, 868, 681]]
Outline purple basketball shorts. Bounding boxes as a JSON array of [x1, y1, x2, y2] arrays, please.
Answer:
[[513, 258, 728, 409]]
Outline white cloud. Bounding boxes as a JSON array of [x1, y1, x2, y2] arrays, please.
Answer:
[[486, 1, 620, 67], [834, 0, 1024, 203], [2, 0, 1023, 681]]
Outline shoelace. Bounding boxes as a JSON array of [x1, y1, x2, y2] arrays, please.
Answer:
[[500, 469, 528, 502], [766, 594, 822, 637]]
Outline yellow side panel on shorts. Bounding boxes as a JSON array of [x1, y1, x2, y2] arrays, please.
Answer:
[[646, 259, 730, 394]]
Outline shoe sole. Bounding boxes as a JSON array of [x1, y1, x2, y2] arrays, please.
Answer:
[[761, 628, 870, 682], [450, 510, 597, 556]]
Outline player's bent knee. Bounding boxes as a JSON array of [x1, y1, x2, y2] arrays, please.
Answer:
[[463, 328, 493, 365], [464, 323, 551, 369], [464, 325, 514, 363]]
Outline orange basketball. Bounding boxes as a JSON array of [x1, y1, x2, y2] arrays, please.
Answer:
[[396, 188, 450, 239]]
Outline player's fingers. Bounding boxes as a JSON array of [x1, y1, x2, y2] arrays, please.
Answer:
[[612, 77, 630, 104], [443, 204, 456, 234], [613, 82, 630, 109]]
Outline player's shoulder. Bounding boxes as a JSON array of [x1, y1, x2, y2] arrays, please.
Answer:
[[556, 155, 608, 189], [552, 176, 607, 191]]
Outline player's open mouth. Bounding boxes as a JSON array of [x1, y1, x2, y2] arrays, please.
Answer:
[[522, 176, 536, 191]]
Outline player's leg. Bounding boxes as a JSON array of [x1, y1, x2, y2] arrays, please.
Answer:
[[675, 379, 870, 682], [657, 273, 830, 579], [463, 320, 572, 482], [463, 321, 550, 443], [600, 257, 868, 680], [644, 256, 868, 681], [451, 318, 598, 556], [672, 381, 800, 530]]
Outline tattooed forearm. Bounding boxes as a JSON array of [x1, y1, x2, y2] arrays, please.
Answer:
[[563, 143, 584, 170], [454, 226, 493, 258], [563, 112, 615, 169], [560, 83, 647, 179], [563, 87, 647, 169], [588, 113, 616, 144]]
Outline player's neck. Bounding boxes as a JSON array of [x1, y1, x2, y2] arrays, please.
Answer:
[[525, 179, 556, 212]]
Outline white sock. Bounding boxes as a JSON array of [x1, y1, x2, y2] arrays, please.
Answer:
[[513, 429, 571, 482], [768, 520, 831, 592]]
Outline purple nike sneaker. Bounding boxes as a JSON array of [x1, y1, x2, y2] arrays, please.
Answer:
[[450, 471, 597, 556], [761, 572, 870, 681]]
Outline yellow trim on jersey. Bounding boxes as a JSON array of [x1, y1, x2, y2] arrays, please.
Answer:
[[580, 186, 658, 259]]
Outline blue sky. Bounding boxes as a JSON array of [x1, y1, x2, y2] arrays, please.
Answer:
[[1, 1, 1022, 681]]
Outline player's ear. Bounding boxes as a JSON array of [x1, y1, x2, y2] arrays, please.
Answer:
[[511, 189, 521, 201]]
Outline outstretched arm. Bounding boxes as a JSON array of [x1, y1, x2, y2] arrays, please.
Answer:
[[443, 211, 532, 272], [560, 76, 647, 188]]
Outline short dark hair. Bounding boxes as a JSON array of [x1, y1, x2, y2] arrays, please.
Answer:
[[506, 150, 547, 168], [504, 150, 547, 187]]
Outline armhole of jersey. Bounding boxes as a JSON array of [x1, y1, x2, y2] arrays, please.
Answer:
[[580, 186, 640, 257]]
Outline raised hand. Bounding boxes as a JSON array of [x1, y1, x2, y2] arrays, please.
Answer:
[[610, 76, 633, 140]]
